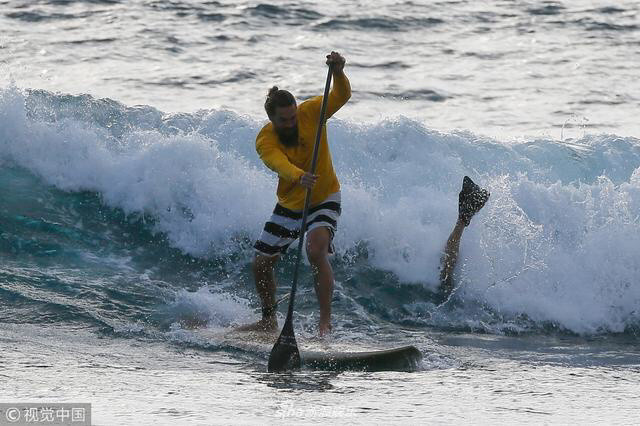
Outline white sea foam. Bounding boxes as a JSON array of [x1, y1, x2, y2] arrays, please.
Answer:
[[1, 86, 639, 334], [0, 86, 276, 257], [163, 286, 253, 328]]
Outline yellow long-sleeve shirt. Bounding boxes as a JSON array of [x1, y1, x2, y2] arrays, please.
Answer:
[[256, 72, 351, 210]]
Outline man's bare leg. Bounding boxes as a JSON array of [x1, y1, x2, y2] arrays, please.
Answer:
[[237, 254, 279, 332], [439, 218, 466, 296], [438, 176, 490, 300], [306, 227, 333, 337]]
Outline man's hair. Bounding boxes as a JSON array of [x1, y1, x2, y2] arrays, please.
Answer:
[[264, 86, 296, 117]]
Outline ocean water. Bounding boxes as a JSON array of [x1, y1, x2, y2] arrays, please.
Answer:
[[1, 0, 640, 424]]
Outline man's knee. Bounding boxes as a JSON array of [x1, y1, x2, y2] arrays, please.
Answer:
[[306, 228, 330, 264]]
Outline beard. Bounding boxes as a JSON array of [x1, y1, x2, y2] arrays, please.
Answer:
[[275, 124, 299, 147]]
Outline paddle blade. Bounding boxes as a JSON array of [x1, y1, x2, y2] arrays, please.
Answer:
[[267, 323, 301, 372]]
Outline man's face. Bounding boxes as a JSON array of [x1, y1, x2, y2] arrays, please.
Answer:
[[271, 104, 298, 147]]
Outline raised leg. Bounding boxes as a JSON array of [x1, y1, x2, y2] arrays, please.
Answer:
[[438, 176, 490, 300], [439, 218, 466, 297]]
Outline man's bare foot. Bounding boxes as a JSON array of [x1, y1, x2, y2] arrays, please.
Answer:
[[236, 317, 278, 333], [318, 321, 332, 338], [459, 176, 490, 226]]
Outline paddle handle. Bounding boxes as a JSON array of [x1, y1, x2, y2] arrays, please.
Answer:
[[285, 63, 334, 320]]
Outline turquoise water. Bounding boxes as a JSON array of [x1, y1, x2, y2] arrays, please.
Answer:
[[2, 87, 639, 423]]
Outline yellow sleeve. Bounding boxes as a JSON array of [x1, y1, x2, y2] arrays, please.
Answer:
[[304, 72, 352, 119], [326, 71, 351, 118], [256, 132, 305, 183]]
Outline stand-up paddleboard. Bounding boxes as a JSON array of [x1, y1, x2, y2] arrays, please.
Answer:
[[205, 329, 422, 372], [301, 345, 421, 372]]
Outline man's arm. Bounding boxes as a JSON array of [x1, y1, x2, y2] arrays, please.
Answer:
[[326, 51, 351, 118], [256, 133, 305, 183]]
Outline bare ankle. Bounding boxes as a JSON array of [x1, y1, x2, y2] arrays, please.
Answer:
[[318, 320, 332, 337], [258, 315, 277, 328]]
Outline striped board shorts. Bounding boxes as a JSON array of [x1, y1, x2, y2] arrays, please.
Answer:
[[254, 192, 341, 257]]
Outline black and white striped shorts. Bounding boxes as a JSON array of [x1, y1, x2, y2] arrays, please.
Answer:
[[254, 192, 341, 257]]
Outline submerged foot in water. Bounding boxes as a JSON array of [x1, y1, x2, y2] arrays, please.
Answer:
[[458, 176, 490, 226]]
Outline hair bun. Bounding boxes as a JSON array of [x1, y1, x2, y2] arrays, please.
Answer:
[[264, 87, 296, 117], [267, 86, 279, 98]]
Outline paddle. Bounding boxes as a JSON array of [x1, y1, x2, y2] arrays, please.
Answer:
[[267, 62, 334, 372]]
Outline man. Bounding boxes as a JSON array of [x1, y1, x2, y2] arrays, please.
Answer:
[[438, 176, 490, 301], [240, 51, 350, 336]]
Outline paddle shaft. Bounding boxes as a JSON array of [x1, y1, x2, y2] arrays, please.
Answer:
[[268, 63, 334, 372], [284, 64, 334, 323]]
